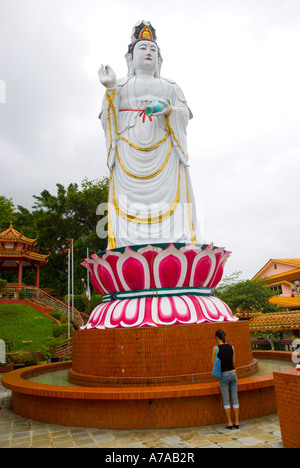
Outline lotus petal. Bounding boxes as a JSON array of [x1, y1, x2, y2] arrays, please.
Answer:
[[154, 244, 187, 288], [81, 243, 232, 306], [180, 244, 203, 287], [81, 260, 104, 295], [208, 251, 232, 288], [117, 247, 150, 291], [137, 245, 162, 288], [190, 245, 216, 287], [102, 250, 123, 290], [91, 254, 119, 295]]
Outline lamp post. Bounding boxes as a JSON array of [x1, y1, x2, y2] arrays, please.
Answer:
[[290, 280, 300, 305]]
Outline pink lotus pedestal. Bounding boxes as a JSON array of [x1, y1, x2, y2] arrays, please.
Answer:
[[82, 243, 237, 329]]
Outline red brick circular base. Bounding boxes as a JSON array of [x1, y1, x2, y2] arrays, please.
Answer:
[[69, 321, 256, 387]]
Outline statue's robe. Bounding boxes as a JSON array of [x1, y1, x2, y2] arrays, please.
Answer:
[[100, 76, 202, 248]]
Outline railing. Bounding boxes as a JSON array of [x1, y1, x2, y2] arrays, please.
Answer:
[[1, 286, 89, 329], [251, 339, 295, 351], [56, 338, 72, 359]]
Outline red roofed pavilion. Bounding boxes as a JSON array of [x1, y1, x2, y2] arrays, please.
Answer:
[[0, 222, 50, 289]]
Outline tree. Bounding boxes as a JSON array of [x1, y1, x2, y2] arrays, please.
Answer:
[[215, 277, 280, 316], [0, 178, 109, 298], [254, 329, 281, 350], [0, 196, 16, 230], [32, 177, 109, 296], [217, 271, 243, 290]]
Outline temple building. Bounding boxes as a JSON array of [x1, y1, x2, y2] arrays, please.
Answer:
[[249, 259, 300, 342], [249, 310, 300, 340], [0, 222, 49, 289], [252, 259, 300, 310]]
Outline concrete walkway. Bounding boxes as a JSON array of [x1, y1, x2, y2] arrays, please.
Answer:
[[0, 375, 283, 448]]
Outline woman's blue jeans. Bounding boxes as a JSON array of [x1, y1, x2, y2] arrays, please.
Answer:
[[219, 372, 239, 409]]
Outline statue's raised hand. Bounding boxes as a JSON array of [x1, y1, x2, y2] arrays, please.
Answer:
[[98, 64, 117, 90]]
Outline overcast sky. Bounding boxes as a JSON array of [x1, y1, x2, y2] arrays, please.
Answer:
[[1, 0, 300, 280]]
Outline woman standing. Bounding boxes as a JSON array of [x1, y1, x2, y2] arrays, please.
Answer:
[[212, 329, 240, 429]]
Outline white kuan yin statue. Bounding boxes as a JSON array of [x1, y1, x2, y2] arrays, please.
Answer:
[[98, 20, 203, 249], [81, 21, 235, 329]]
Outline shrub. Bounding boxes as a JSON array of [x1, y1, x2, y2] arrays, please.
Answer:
[[51, 310, 62, 321], [52, 323, 69, 338], [24, 351, 39, 366], [10, 350, 27, 365], [64, 294, 102, 314], [0, 279, 7, 292], [18, 290, 26, 300], [86, 294, 103, 315], [64, 294, 86, 312], [1, 338, 14, 352], [52, 325, 62, 338], [91, 294, 102, 309]]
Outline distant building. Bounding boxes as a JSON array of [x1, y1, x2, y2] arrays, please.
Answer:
[[249, 310, 300, 341], [250, 259, 300, 344], [252, 259, 300, 310], [0, 222, 49, 289]]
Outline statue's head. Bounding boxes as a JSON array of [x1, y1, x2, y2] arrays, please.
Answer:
[[125, 21, 163, 77]]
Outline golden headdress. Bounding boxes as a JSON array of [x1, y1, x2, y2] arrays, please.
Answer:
[[126, 21, 162, 77], [128, 21, 157, 54]]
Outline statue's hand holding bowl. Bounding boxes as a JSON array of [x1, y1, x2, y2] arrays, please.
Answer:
[[146, 99, 171, 118], [98, 64, 117, 90]]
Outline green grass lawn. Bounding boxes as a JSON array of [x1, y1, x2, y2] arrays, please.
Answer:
[[0, 303, 60, 352]]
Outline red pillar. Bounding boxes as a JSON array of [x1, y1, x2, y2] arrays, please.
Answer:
[[36, 264, 40, 289], [18, 260, 23, 290]]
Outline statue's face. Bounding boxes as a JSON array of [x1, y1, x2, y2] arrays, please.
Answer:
[[132, 40, 158, 75]]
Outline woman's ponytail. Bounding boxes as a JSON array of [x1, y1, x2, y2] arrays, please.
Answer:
[[216, 329, 226, 344]]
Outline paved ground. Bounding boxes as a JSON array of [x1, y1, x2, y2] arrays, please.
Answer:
[[0, 375, 283, 449]]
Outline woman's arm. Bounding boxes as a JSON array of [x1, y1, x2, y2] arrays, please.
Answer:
[[212, 346, 218, 365], [232, 345, 235, 366]]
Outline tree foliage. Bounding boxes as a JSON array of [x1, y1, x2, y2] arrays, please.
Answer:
[[215, 274, 280, 315], [253, 329, 281, 350], [0, 196, 16, 228], [0, 178, 109, 298]]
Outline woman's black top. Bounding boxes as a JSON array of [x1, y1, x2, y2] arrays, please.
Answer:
[[218, 344, 235, 373]]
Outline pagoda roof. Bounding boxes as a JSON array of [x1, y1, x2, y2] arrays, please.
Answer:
[[249, 310, 300, 332], [0, 245, 50, 264], [0, 222, 49, 265], [0, 222, 38, 246]]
